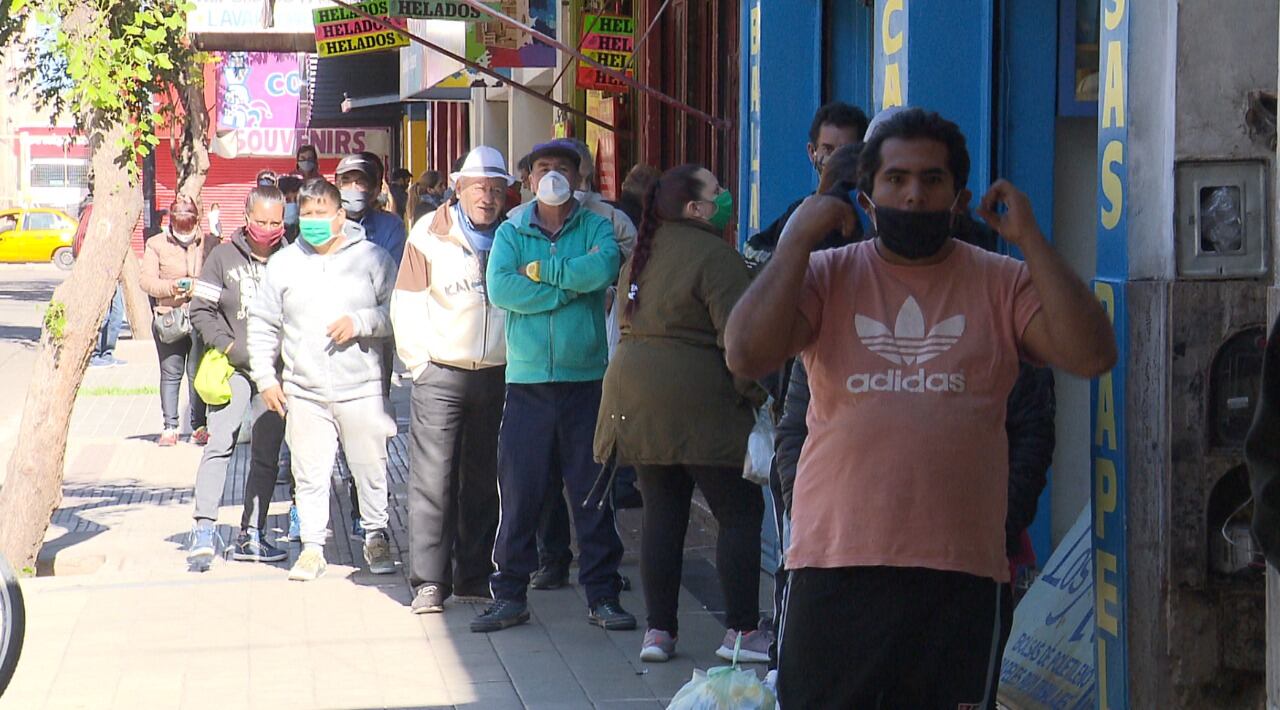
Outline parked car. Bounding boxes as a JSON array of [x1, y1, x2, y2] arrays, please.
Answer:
[[0, 208, 78, 270]]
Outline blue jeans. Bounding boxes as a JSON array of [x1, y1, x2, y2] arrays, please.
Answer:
[[94, 286, 124, 358]]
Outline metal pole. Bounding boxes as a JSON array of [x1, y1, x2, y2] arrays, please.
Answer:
[[455, 0, 730, 131], [323, 0, 625, 135]]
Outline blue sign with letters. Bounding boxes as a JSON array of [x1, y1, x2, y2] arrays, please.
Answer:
[[1092, 1, 1130, 708]]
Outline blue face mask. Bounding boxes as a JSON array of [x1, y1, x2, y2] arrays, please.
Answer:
[[284, 203, 300, 226], [340, 188, 370, 219]]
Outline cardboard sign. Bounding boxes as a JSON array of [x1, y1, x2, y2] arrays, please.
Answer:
[[576, 14, 633, 92], [313, 0, 409, 57]]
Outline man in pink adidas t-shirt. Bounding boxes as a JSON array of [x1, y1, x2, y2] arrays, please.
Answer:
[[726, 108, 1116, 707]]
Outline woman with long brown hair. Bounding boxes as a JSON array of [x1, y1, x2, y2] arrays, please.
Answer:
[[594, 164, 768, 664]]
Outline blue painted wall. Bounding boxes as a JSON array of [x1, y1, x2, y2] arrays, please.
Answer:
[[737, 0, 823, 247]]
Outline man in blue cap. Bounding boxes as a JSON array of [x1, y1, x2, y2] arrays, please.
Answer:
[[474, 139, 634, 633]]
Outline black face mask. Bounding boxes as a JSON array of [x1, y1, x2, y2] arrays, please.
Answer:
[[868, 198, 959, 260]]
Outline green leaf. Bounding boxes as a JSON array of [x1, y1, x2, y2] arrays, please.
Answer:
[[133, 45, 150, 62], [145, 27, 165, 44], [154, 53, 172, 70], [136, 65, 152, 81], [10, 0, 29, 15]]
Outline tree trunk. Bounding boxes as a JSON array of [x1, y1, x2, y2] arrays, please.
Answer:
[[120, 251, 152, 341], [0, 117, 142, 570], [172, 78, 210, 200]]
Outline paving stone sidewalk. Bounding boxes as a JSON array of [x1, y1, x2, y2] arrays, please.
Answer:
[[0, 337, 771, 710]]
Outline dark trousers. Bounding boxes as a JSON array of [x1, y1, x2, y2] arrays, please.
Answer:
[[537, 466, 640, 569], [778, 566, 1003, 709], [156, 333, 207, 430], [94, 285, 124, 358], [636, 464, 763, 635], [407, 363, 504, 596], [767, 458, 788, 666], [490, 381, 623, 606], [192, 372, 285, 530], [537, 487, 573, 569]]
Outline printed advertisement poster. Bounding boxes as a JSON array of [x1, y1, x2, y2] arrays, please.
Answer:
[[465, 0, 555, 68], [216, 52, 302, 130], [312, 0, 410, 57]]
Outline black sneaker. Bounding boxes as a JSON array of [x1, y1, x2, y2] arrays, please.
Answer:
[[231, 530, 287, 563], [588, 598, 636, 630], [530, 563, 569, 590], [411, 584, 446, 614], [470, 599, 530, 633]]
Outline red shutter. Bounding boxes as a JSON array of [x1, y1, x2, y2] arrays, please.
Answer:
[[136, 144, 342, 253]]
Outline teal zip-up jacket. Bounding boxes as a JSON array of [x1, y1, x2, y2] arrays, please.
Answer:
[[487, 202, 620, 384]]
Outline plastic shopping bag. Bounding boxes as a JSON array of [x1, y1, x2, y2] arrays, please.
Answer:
[[742, 397, 775, 486], [667, 634, 777, 710], [667, 667, 776, 710], [194, 348, 235, 406]]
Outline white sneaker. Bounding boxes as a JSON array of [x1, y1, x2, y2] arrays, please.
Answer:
[[288, 548, 327, 581]]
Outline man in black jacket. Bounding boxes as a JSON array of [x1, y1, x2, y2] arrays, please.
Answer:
[[742, 102, 868, 271]]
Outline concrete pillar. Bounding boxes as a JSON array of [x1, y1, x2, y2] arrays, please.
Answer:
[[507, 74, 554, 169], [471, 86, 510, 158]]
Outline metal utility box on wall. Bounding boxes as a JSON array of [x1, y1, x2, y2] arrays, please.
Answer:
[[1176, 160, 1270, 279]]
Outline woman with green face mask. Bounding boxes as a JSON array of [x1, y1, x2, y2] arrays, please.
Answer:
[[592, 164, 770, 665]]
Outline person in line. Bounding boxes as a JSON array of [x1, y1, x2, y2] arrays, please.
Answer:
[[277, 175, 302, 244], [76, 192, 128, 369], [742, 101, 868, 271], [596, 164, 768, 664], [247, 178, 399, 582], [406, 170, 446, 227], [475, 140, 633, 633], [140, 195, 210, 447], [724, 108, 1116, 706], [390, 168, 413, 221], [615, 164, 660, 227], [185, 186, 290, 568], [208, 202, 223, 242], [336, 154, 406, 266], [296, 145, 321, 181], [391, 146, 513, 614], [519, 137, 638, 591]]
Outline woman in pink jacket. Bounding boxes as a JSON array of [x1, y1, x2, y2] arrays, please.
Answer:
[[140, 196, 210, 447]]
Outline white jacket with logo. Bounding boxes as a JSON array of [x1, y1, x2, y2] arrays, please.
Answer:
[[391, 203, 507, 377]]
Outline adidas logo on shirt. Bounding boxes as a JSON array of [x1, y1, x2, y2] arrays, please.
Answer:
[[847, 296, 968, 394]]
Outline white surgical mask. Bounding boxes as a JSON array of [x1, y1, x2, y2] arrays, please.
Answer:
[[536, 171, 572, 207]]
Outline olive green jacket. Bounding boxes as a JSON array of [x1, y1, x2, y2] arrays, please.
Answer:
[[595, 221, 765, 468]]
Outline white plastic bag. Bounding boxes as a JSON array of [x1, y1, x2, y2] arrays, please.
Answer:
[[742, 397, 775, 486], [667, 665, 777, 710]]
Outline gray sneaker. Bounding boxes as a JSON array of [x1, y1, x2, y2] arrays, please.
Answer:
[[715, 628, 772, 664], [363, 529, 396, 575], [411, 584, 446, 614], [187, 525, 217, 570]]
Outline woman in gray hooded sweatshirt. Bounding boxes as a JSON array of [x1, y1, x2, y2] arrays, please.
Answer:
[[247, 178, 399, 582]]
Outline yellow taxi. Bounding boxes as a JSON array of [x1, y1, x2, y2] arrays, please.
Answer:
[[0, 207, 78, 270]]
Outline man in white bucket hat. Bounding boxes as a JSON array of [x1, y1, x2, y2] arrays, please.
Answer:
[[391, 145, 515, 614]]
